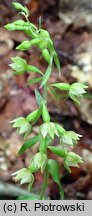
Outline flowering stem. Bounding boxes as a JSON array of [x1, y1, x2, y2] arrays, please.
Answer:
[[39, 166, 48, 200]]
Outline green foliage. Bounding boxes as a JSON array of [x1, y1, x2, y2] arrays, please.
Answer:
[[5, 2, 88, 200], [17, 194, 39, 200], [51, 83, 70, 90], [35, 89, 44, 106], [42, 103, 50, 123], [40, 64, 52, 88], [18, 135, 39, 155], [48, 159, 64, 199]]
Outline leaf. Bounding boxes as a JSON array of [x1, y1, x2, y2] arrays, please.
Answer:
[[26, 65, 43, 75], [18, 135, 39, 155], [27, 77, 43, 85], [53, 52, 61, 75], [40, 65, 51, 88], [17, 194, 39, 200], [42, 103, 50, 122], [48, 146, 67, 157], [51, 83, 70, 91], [26, 109, 40, 122], [17, 194, 50, 200], [48, 159, 64, 199], [35, 89, 44, 106], [55, 124, 65, 135]]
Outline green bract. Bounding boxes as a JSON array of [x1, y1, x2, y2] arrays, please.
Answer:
[[42, 103, 50, 122], [48, 159, 64, 199], [18, 135, 39, 155], [48, 146, 67, 158], [26, 109, 41, 123], [6, 2, 88, 200], [51, 83, 70, 90]]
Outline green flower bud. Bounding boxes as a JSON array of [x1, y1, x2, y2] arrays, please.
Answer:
[[39, 29, 50, 38], [12, 2, 24, 10], [12, 3, 29, 16], [42, 49, 50, 64], [16, 40, 31, 51], [5, 21, 29, 31], [14, 20, 25, 26], [5, 23, 16, 31], [38, 40, 48, 50]]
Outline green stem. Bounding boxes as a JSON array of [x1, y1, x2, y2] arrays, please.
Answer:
[[43, 55, 53, 101], [43, 85, 48, 101], [39, 166, 48, 200], [39, 56, 53, 200]]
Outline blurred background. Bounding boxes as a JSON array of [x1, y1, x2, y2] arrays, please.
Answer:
[[0, 0, 92, 200]]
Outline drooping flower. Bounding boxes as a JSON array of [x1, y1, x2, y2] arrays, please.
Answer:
[[63, 152, 83, 172]]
